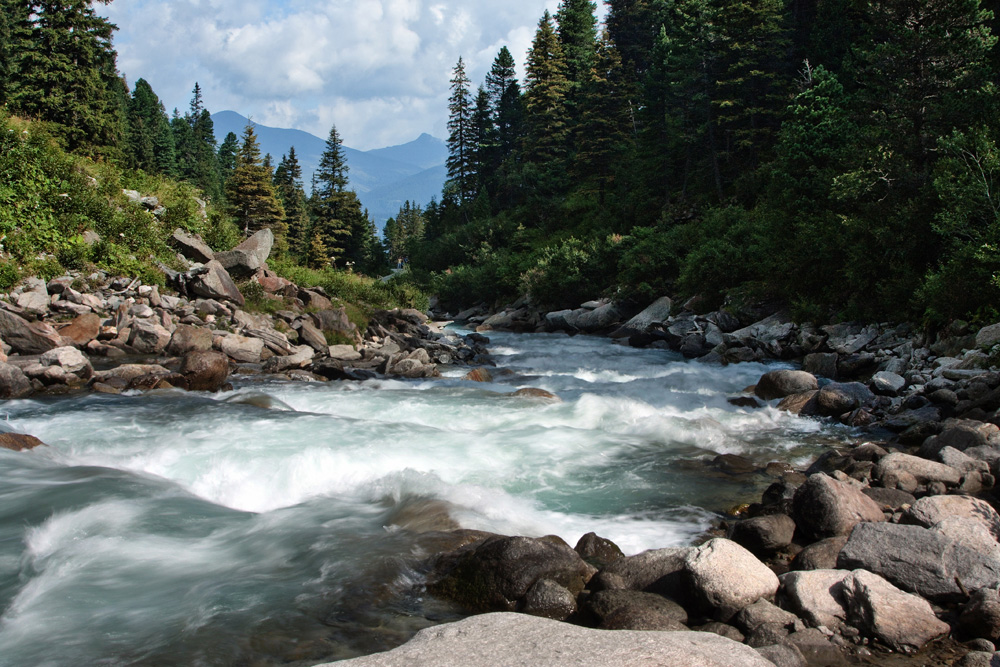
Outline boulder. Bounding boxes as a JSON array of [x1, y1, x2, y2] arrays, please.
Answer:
[[921, 420, 1000, 458], [166, 325, 213, 356], [323, 613, 776, 667], [0, 362, 32, 398], [297, 319, 329, 352], [265, 345, 314, 372], [428, 535, 596, 612], [180, 350, 230, 392], [976, 322, 1000, 349], [574, 302, 626, 332], [815, 382, 874, 417], [313, 308, 355, 336], [213, 227, 273, 277], [520, 579, 577, 621], [93, 363, 171, 383], [170, 228, 215, 264], [861, 487, 916, 511], [16, 290, 50, 315], [733, 599, 800, 646], [511, 388, 561, 401], [728, 514, 796, 557], [128, 319, 171, 354], [776, 390, 819, 415], [683, 538, 780, 621], [188, 260, 245, 306], [39, 346, 92, 379], [0, 432, 46, 451], [792, 473, 885, 540], [901, 495, 1000, 540], [299, 288, 334, 311], [790, 536, 849, 572], [958, 586, 1000, 643], [0, 309, 62, 354], [57, 313, 102, 347], [837, 522, 1000, 602], [592, 547, 690, 596], [219, 334, 265, 363], [610, 297, 672, 338], [839, 569, 949, 652], [584, 589, 688, 630], [574, 532, 624, 568], [755, 644, 807, 667], [778, 569, 851, 630], [328, 344, 362, 361], [870, 371, 906, 396], [803, 353, 838, 380], [874, 452, 962, 487], [754, 370, 818, 401]]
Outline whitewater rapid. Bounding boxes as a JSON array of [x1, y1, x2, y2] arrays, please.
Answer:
[[0, 330, 850, 665]]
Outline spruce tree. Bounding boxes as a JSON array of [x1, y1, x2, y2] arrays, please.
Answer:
[[126, 78, 175, 175], [485, 47, 523, 161], [446, 56, 476, 205], [217, 131, 239, 182], [555, 0, 598, 85], [225, 123, 286, 240], [605, 0, 658, 83], [273, 147, 309, 259], [311, 123, 360, 266], [524, 12, 571, 185]]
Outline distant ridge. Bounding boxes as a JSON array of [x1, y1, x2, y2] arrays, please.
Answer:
[[211, 111, 447, 228]]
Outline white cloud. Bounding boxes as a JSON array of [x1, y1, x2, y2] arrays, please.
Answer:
[[101, 0, 606, 150]]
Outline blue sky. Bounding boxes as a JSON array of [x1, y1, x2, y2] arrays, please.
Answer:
[[99, 1, 606, 150]]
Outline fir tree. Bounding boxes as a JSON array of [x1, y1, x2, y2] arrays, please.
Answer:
[[555, 0, 598, 85], [217, 131, 239, 182], [225, 123, 286, 239], [485, 46, 523, 159], [524, 12, 571, 183], [311, 123, 362, 266], [446, 56, 476, 205], [126, 78, 175, 175], [273, 147, 308, 258]]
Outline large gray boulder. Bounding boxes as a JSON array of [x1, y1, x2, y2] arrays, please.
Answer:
[[874, 452, 962, 487], [218, 334, 264, 363], [128, 319, 171, 354], [839, 569, 949, 652], [0, 309, 63, 354], [593, 547, 691, 596], [815, 382, 874, 417], [792, 473, 885, 540], [920, 420, 1000, 458], [170, 228, 215, 263], [901, 495, 1000, 539], [188, 260, 245, 306], [214, 228, 274, 277], [610, 297, 672, 338], [574, 302, 626, 332], [0, 362, 32, 398], [837, 522, 1000, 602], [728, 514, 796, 557], [778, 569, 851, 630], [323, 613, 775, 667], [754, 370, 818, 401], [683, 538, 780, 621]]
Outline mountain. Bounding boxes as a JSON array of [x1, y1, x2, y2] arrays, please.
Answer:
[[211, 111, 447, 228]]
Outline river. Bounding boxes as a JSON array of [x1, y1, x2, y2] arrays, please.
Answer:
[[0, 330, 851, 666]]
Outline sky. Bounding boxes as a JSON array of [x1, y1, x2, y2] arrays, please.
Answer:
[[99, 0, 608, 151]]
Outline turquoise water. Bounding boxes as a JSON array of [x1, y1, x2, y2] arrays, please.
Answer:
[[0, 331, 847, 665]]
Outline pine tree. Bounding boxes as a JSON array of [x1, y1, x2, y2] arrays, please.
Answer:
[[446, 56, 476, 205], [472, 86, 495, 191], [126, 78, 175, 175], [217, 131, 239, 182], [556, 0, 598, 85], [273, 147, 309, 258], [225, 123, 286, 239], [311, 123, 360, 266], [174, 83, 221, 199], [524, 12, 571, 183], [605, 0, 658, 83], [485, 47, 523, 159]]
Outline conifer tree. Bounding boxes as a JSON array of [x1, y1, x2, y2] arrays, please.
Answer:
[[446, 57, 476, 205], [605, 0, 658, 83], [555, 0, 598, 85], [273, 147, 309, 258], [485, 47, 523, 161], [311, 123, 360, 266], [524, 12, 571, 183], [217, 131, 239, 182], [225, 123, 285, 240], [126, 78, 175, 175]]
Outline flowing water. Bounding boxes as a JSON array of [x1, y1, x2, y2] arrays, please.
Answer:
[[0, 331, 853, 666]]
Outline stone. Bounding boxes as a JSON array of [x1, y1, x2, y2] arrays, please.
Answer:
[[610, 297, 672, 338], [976, 322, 1000, 349], [861, 487, 915, 511], [180, 350, 230, 392], [328, 344, 362, 361], [728, 514, 796, 557], [323, 613, 776, 667], [574, 532, 624, 568], [778, 569, 851, 630], [170, 228, 215, 263], [754, 370, 819, 401], [592, 547, 690, 597], [815, 382, 874, 417], [16, 290, 50, 315], [93, 363, 171, 383], [128, 319, 171, 354], [755, 644, 807, 667], [297, 320, 329, 352], [940, 446, 992, 474], [312, 308, 355, 335], [188, 260, 245, 306], [265, 345, 315, 372], [902, 495, 1000, 539], [463, 368, 493, 383], [777, 391, 819, 415], [875, 452, 962, 487], [585, 589, 688, 630], [839, 569, 950, 652], [428, 535, 596, 612], [299, 288, 334, 311], [803, 353, 838, 380], [697, 622, 745, 643], [213, 227, 273, 277], [219, 334, 265, 363], [837, 522, 1000, 602], [39, 346, 92, 378], [790, 536, 849, 572], [166, 324, 213, 356], [958, 586, 1000, 643], [0, 432, 46, 451], [0, 362, 32, 398], [573, 302, 626, 332], [511, 388, 561, 401], [0, 309, 62, 354], [870, 371, 906, 396], [921, 420, 1000, 458], [57, 313, 101, 347], [520, 579, 577, 621], [683, 538, 780, 621], [792, 473, 885, 540], [733, 599, 800, 639]]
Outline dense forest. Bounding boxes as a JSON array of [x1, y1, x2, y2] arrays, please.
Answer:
[[395, 0, 1000, 326]]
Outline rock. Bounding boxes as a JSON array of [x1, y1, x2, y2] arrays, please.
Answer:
[[870, 371, 906, 396], [428, 535, 596, 612], [299, 288, 334, 311], [328, 344, 362, 361], [976, 322, 1000, 349], [815, 382, 874, 417], [778, 569, 851, 630], [954, 651, 997, 667], [128, 319, 171, 354], [728, 514, 796, 557], [57, 313, 102, 347], [180, 350, 230, 392], [790, 536, 849, 572], [697, 621, 745, 643], [323, 613, 776, 667], [511, 388, 561, 401], [166, 324, 213, 356], [861, 487, 916, 511], [266, 345, 315, 372], [733, 599, 800, 643], [684, 538, 780, 621], [0, 362, 32, 398], [16, 290, 50, 315], [610, 297, 672, 338], [732, 313, 795, 346], [959, 586, 1000, 643], [939, 446, 991, 474], [585, 589, 688, 630], [170, 228, 215, 263], [840, 569, 950, 652], [188, 260, 245, 306], [712, 454, 756, 475], [574, 302, 626, 332], [218, 334, 265, 363], [520, 579, 577, 621], [574, 532, 624, 568], [313, 308, 356, 336], [838, 522, 1000, 602], [921, 419, 1000, 458], [93, 363, 170, 383], [875, 452, 962, 487], [902, 495, 1000, 539], [592, 547, 690, 596], [803, 352, 838, 380], [39, 346, 92, 378], [792, 473, 885, 540], [214, 228, 274, 277], [0, 309, 62, 354], [0, 432, 46, 451], [755, 644, 807, 667], [754, 370, 818, 401], [776, 390, 819, 415], [463, 368, 493, 382], [297, 319, 329, 352]]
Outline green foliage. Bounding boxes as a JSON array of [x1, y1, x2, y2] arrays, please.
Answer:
[[272, 259, 428, 312], [521, 236, 618, 309]]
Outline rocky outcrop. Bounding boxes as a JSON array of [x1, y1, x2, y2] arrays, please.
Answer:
[[214, 228, 274, 278]]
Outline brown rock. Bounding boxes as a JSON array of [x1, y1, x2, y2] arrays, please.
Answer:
[[181, 350, 230, 392], [755, 370, 819, 401], [464, 368, 493, 382], [511, 387, 561, 401], [0, 309, 62, 354], [792, 473, 885, 540], [0, 432, 46, 451], [57, 313, 102, 347], [166, 324, 214, 355]]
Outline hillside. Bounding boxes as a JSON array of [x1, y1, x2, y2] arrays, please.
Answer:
[[211, 111, 447, 227]]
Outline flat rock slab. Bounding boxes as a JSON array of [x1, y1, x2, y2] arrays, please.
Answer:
[[323, 613, 775, 667]]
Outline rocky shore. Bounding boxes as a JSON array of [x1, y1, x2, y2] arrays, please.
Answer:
[[0, 228, 490, 404]]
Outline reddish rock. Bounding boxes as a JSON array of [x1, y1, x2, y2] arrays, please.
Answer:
[[0, 433, 46, 451], [181, 350, 230, 392], [57, 313, 102, 347]]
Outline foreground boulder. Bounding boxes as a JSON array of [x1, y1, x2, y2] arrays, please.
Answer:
[[0, 309, 63, 354], [324, 613, 776, 667], [839, 569, 949, 652], [0, 432, 46, 451], [180, 350, 230, 392], [754, 370, 818, 401], [792, 473, 885, 540], [683, 538, 780, 621]]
